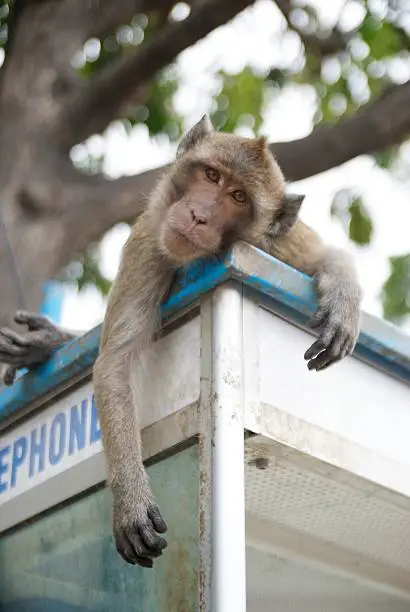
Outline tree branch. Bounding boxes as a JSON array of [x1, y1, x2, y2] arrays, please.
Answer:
[[58, 78, 410, 260], [54, 0, 171, 47], [62, 0, 254, 149], [274, 0, 349, 58], [271, 81, 410, 181], [3, 0, 171, 84], [59, 165, 167, 256]]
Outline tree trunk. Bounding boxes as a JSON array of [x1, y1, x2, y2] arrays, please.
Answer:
[[0, 1, 91, 325], [0, 0, 255, 328]]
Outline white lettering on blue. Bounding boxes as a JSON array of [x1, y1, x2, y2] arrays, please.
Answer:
[[0, 392, 101, 496]]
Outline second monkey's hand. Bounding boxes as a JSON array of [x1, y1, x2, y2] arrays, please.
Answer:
[[113, 483, 168, 568], [0, 310, 75, 386]]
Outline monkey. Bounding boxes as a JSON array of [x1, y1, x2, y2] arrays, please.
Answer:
[[0, 115, 362, 568]]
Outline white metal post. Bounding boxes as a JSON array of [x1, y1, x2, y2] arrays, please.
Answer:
[[211, 282, 246, 612]]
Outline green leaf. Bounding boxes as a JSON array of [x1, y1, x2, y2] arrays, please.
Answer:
[[142, 73, 183, 139], [348, 197, 373, 245], [372, 146, 399, 170], [211, 67, 265, 133], [60, 245, 112, 297], [382, 254, 410, 322], [331, 191, 373, 246], [359, 17, 403, 60]]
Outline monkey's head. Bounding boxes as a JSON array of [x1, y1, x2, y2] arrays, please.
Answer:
[[156, 115, 305, 265]]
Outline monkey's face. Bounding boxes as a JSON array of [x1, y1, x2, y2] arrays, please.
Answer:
[[159, 163, 253, 264]]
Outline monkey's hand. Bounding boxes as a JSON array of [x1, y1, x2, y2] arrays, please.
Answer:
[[113, 484, 168, 568], [0, 311, 73, 386], [304, 272, 362, 372]]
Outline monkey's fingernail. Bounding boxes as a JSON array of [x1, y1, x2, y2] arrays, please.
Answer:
[[15, 311, 29, 321], [148, 506, 168, 533], [305, 339, 325, 360], [136, 556, 154, 568], [140, 528, 167, 552], [4, 369, 16, 386]]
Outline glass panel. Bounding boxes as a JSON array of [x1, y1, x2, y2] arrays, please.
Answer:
[[0, 444, 200, 611]]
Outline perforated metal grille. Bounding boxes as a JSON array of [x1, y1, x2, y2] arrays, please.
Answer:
[[246, 546, 410, 612], [245, 441, 410, 575]]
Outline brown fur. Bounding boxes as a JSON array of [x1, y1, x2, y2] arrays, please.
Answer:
[[92, 116, 362, 568]]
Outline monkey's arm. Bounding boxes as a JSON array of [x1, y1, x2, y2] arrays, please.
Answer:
[[93, 223, 173, 568], [0, 311, 79, 386], [265, 219, 362, 371]]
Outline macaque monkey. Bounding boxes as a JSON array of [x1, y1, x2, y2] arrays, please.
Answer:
[[0, 116, 362, 567]]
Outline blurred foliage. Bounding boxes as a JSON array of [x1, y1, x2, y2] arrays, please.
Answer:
[[211, 68, 266, 132], [59, 245, 112, 297], [0, 0, 9, 50], [348, 197, 373, 246], [331, 189, 373, 246], [137, 73, 183, 139], [2, 0, 410, 322], [382, 255, 410, 322]]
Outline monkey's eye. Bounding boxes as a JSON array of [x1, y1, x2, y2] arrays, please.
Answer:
[[231, 190, 247, 205], [205, 167, 220, 183]]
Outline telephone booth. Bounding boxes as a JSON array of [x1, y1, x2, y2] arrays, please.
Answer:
[[1, 242, 410, 611]]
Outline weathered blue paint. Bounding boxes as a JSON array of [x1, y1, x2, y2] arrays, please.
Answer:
[[228, 244, 410, 381], [1, 243, 409, 424], [228, 244, 410, 382], [0, 326, 101, 423], [162, 254, 230, 316]]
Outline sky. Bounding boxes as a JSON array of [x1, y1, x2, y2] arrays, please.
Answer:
[[60, 0, 410, 335]]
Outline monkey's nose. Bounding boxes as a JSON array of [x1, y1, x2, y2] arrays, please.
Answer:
[[190, 209, 207, 225]]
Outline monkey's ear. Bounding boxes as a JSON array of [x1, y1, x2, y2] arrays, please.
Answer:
[[176, 114, 214, 159], [268, 193, 305, 238]]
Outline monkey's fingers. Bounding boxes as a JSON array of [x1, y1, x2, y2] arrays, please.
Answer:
[[14, 310, 55, 332], [135, 556, 154, 568], [3, 366, 17, 386], [315, 337, 354, 372], [0, 335, 25, 356], [0, 327, 33, 347], [114, 503, 168, 568], [115, 530, 153, 567], [119, 523, 166, 569], [126, 526, 166, 556], [307, 325, 352, 371], [307, 346, 339, 371], [115, 539, 138, 565], [304, 339, 325, 361], [308, 306, 329, 329], [0, 342, 32, 359], [148, 505, 168, 534], [140, 524, 167, 552]]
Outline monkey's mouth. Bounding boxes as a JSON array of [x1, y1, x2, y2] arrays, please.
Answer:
[[161, 226, 207, 263], [177, 227, 219, 254], [168, 223, 208, 249], [176, 229, 197, 247]]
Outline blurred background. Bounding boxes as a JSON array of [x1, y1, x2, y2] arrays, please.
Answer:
[[1, 0, 409, 334]]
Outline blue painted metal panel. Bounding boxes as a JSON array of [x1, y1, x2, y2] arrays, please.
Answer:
[[0, 243, 409, 424], [162, 253, 230, 315]]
